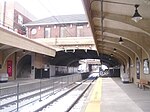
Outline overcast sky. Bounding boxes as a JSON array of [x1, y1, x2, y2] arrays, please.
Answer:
[[14, 0, 85, 19]]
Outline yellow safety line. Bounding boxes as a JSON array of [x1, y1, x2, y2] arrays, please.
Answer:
[[84, 78, 102, 112]]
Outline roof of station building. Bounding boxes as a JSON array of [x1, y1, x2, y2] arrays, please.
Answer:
[[24, 14, 88, 26]]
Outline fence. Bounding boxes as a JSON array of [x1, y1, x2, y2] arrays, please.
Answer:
[[0, 74, 82, 111]]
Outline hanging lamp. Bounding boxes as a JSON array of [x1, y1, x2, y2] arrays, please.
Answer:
[[118, 37, 124, 44], [132, 4, 142, 22]]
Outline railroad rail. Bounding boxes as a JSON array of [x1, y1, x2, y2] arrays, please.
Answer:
[[32, 78, 95, 112]]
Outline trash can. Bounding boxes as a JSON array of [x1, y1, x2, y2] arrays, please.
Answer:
[[0, 73, 8, 82]]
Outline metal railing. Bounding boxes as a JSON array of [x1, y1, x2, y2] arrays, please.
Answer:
[[0, 74, 82, 111]]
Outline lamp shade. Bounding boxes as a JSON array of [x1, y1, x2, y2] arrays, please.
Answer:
[[132, 5, 142, 22], [113, 48, 116, 52], [118, 37, 124, 44]]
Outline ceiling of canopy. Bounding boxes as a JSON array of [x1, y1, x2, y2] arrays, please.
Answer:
[[82, 0, 150, 64]]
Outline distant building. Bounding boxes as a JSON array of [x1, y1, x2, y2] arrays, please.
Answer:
[[0, 0, 36, 35], [24, 14, 92, 38]]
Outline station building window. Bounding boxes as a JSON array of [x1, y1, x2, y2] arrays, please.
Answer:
[[45, 27, 51, 38], [60, 26, 66, 37], [77, 25, 83, 37], [18, 14, 23, 25]]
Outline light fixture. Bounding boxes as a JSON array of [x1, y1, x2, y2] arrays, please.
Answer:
[[89, 45, 92, 49], [73, 49, 75, 53], [113, 48, 116, 52], [65, 49, 67, 52], [118, 37, 124, 44], [76, 45, 79, 49], [23, 50, 26, 54], [132, 4, 142, 22], [85, 49, 88, 52], [110, 54, 113, 57]]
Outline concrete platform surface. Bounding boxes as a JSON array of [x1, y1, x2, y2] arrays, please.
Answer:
[[85, 78, 102, 112], [101, 78, 150, 112]]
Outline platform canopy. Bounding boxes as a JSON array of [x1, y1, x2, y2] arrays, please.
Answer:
[[82, 0, 150, 64], [0, 26, 56, 57]]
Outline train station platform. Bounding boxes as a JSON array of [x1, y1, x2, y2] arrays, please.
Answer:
[[85, 77, 150, 112], [1, 77, 150, 112]]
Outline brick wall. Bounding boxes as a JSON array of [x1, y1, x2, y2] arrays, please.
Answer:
[[64, 24, 76, 37], [83, 24, 92, 37], [13, 10, 32, 35], [51, 25, 60, 37], [28, 26, 45, 39], [27, 23, 92, 38]]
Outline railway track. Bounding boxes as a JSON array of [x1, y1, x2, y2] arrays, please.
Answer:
[[0, 86, 54, 110], [0, 79, 78, 112], [32, 78, 95, 112], [0, 76, 95, 112]]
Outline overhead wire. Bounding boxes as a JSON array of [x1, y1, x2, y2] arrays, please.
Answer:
[[1, 0, 83, 39], [37, 0, 81, 39], [1, 0, 89, 50]]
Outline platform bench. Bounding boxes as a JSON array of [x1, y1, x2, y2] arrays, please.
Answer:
[[143, 81, 150, 90], [137, 79, 149, 89]]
